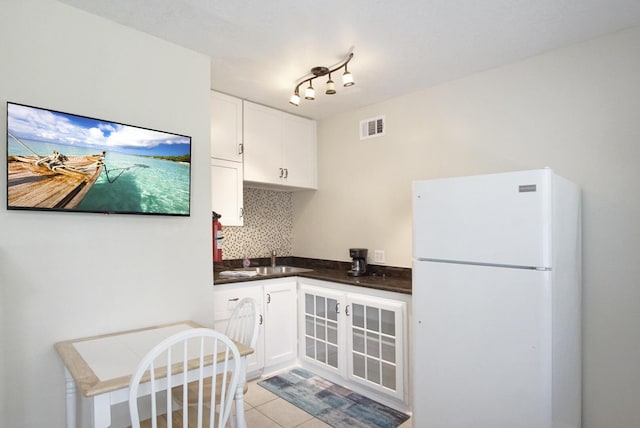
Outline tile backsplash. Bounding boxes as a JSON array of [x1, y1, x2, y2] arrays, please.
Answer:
[[222, 188, 293, 259]]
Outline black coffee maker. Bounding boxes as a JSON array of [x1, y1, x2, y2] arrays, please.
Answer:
[[348, 248, 368, 276]]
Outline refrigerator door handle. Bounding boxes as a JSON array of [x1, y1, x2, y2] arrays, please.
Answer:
[[415, 257, 551, 271]]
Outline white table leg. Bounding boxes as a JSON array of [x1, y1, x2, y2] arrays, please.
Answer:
[[91, 393, 112, 428], [64, 367, 77, 428], [234, 359, 247, 428]]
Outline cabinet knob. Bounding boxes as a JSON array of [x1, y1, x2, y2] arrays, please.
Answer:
[[336, 302, 340, 314], [266, 293, 271, 304], [238, 143, 243, 155], [259, 314, 263, 325], [283, 168, 289, 179], [279, 168, 284, 178], [345, 305, 350, 316]]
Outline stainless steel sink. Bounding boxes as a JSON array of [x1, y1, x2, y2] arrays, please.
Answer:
[[236, 265, 313, 275]]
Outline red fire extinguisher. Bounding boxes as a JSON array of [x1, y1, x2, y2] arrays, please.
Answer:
[[212, 211, 223, 262]]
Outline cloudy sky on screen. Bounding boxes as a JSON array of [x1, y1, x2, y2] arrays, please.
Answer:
[[7, 103, 190, 156]]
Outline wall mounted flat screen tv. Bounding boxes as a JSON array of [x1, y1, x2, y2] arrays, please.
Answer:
[[6, 102, 191, 216]]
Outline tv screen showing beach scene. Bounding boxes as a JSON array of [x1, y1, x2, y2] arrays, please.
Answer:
[[6, 102, 191, 216]]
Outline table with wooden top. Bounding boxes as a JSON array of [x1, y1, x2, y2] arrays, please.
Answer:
[[55, 321, 253, 428]]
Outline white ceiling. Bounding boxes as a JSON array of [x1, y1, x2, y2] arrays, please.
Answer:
[[57, 0, 640, 120]]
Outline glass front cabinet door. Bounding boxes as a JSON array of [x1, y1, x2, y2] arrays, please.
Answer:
[[299, 283, 407, 401], [346, 293, 406, 401], [300, 285, 344, 376]]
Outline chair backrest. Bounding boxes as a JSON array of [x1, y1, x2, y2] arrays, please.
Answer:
[[225, 297, 260, 350], [129, 328, 241, 428]]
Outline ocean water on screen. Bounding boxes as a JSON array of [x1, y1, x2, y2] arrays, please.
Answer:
[[8, 139, 190, 215], [79, 150, 190, 215]]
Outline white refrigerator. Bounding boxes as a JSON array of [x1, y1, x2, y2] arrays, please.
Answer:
[[412, 169, 581, 428]]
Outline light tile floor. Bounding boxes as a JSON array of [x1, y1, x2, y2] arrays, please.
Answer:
[[242, 379, 413, 428]]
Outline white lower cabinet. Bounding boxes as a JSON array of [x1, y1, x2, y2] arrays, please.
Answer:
[[299, 280, 408, 405], [263, 280, 298, 369], [347, 293, 405, 400], [213, 278, 297, 378], [212, 283, 264, 377], [301, 286, 343, 376], [214, 277, 408, 408]]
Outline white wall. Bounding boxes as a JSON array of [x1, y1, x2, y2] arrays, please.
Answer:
[[293, 26, 640, 428], [0, 1, 212, 427]]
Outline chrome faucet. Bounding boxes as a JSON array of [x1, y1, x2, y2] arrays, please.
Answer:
[[271, 250, 277, 267]]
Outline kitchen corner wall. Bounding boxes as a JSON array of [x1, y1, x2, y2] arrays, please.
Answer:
[[222, 188, 294, 259], [292, 26, 640, 428]]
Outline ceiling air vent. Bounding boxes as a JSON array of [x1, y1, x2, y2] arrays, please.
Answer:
[[360, 115, 385, 140]]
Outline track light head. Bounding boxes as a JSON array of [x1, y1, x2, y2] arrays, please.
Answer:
[[326, 74, 336, 95], [289, 91, 300, 106], [304, 81, 315, 100], [342, 65, 354, 87]]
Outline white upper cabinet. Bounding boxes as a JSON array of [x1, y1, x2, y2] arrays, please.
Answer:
[[211, 158, 243, 226], [210, 91, 243, 226], [282, 113, 317, 189], [243, 101, 317, 190], [210, 91, 243, 162], [243, 101, 282, 185]]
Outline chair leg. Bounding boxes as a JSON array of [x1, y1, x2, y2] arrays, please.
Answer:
[[229, 401, 237, 428]]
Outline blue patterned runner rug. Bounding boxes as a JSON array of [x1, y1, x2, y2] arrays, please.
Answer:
[[257, 368, 410, 428]]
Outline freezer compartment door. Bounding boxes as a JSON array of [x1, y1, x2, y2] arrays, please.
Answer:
[[413, 169, 551, 267], [412, 261, 552, 428]]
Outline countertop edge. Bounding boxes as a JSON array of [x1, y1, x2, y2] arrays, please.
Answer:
[[214, 260, 412, 295]]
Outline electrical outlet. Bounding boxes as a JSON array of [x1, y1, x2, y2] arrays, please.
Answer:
[[373, 250, 385, 264]]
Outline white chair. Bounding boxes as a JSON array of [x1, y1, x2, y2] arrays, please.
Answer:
[[128, 328, 241, 428], [224, 297, 260, 354], [173, 298, 260, 425]]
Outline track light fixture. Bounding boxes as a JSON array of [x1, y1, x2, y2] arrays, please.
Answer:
[[289, 52, 355, 106]]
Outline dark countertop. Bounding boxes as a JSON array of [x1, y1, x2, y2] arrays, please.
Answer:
[[214, 257, 412, 295]]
